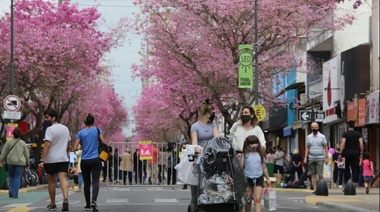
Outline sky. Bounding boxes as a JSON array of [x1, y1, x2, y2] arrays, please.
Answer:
[[0, 0, 143, 137], [73, 0, 143, 137]]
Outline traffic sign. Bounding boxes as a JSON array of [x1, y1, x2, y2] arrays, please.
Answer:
[[3, 111, 22, 120], [299, 110, 325, 122], [3, 95, 21, 111], [314, 111, 326, 122], [253, 104, 266, 121], [300, 110, 311, 122]]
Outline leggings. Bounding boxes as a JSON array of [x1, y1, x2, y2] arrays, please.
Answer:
[[190, 185, 197, 204], [81, 158, 102, 206]]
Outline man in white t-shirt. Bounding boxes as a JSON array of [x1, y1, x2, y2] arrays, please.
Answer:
[[274, 146, 286, 175], [38, 109, 71, 211]]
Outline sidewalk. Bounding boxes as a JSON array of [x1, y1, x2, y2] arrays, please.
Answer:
[[273, 186, 379, 212], [0, 184, 48, 195]]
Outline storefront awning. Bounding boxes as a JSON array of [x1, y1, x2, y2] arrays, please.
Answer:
[[283, 126, 293, 137]]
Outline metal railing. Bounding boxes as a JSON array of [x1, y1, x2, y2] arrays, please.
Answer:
[[103, 142, 181, 187]]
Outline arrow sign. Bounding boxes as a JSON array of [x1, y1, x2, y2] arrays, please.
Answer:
[[299, 110, 312, 122]]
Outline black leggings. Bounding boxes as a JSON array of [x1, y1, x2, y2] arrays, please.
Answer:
[[81, 158, 102, 206]]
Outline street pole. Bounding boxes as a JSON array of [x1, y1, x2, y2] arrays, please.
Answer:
[[10, 0, 14, 94], [311, 98, 315, 123], [254, 0, 259, 105]]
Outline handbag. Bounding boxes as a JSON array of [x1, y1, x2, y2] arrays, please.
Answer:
[[264, 188, 276, 211], [96, 128, 110, 162], [3, 139, 20, 171]]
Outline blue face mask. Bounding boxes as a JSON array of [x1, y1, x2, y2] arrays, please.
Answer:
[[43, 120, 52, 128]]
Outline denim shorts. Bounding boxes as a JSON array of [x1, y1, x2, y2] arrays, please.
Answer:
[[363, 176, 373, 182]]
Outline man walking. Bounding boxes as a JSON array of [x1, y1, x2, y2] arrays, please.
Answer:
[[339, 120, 364, 186], [38, 109, 71, 211], [304, 122, 329, 195]]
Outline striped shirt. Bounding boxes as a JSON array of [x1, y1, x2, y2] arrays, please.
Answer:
[[306, 132, 327, 162]]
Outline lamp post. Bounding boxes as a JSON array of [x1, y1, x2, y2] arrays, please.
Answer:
[[254, 0, 259, 105], [10, 0, 14, 94]]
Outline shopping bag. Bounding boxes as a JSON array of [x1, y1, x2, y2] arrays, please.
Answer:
[[264, 188, 276, 211], [175, 145, 198, 186]]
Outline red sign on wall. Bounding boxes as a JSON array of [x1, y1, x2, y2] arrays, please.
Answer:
[[139, 140, 152, 160]]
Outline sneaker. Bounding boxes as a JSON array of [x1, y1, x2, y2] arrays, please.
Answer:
[[333, 183, 337, 188], [62, 198, 69, 211], [312, 191, 316, 195], [366, 187, 369, 194], [47, 204, 57, 211], [84, 205, 91, 211], [339, 185, 343, 188], [91, 201, 99, 211]]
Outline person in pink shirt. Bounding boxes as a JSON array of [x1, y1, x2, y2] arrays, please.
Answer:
[[361, 152, 375, 194]]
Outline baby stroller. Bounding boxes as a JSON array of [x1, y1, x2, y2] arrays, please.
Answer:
[[188, 137, 240, 212]]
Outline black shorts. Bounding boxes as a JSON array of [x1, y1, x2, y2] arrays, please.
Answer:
[[44, 162, 69, 175], [274, 165, 284, 175], [246, 175, 264, 187]]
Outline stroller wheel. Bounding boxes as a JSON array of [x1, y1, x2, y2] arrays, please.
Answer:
[[187, 203, 197, 212]]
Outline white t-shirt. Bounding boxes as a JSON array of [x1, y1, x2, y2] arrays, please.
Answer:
[[274, 150, 285, 166], [231, 122, 266, 152], [44, 123, 71, 163]]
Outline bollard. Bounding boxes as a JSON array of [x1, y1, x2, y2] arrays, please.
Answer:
[[344, 179, 356, 195], [316, 179, 329, 196]]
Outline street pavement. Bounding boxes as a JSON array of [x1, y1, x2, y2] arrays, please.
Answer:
[[0, 183, 378, 211]]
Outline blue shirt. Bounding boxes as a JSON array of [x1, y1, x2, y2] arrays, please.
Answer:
[[76, 127, 103, 160], [242, 152, 263, 178], [190, 121, 216, 147]]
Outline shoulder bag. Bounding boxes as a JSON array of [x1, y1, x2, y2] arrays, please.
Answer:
[[3, 139, 20, 171], [96, 128, 110, 162]]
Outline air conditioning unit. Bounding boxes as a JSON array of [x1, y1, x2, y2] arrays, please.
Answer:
[[299, 93, 307, 105]]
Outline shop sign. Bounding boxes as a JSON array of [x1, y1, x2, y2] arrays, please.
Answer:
[[347, 98, 366, 127], [366, 91, 379, 124]]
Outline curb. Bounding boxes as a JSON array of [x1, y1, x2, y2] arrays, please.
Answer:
[[271, 188, 313, 193], [0, 184, 48, 194], [316, 201, 375, 212]]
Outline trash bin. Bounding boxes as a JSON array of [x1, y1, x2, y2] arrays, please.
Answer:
[[266, 163, 274, 177], [0, 166, 9, 189]]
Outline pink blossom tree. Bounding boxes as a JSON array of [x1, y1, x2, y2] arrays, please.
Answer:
[[131, 0, 354, 138], [0, 0, 128, 144]]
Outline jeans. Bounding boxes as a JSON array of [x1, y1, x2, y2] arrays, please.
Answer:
[[8, 164, 24, 197], [78, 173, 83, 189], [337, 169, 344, 185]]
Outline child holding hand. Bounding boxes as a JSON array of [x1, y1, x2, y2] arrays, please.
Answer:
[[238, 135, 271, 212]]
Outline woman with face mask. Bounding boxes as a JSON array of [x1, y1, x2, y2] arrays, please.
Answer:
[[230, 106, 266, 153], [189, 100, 219, 208], [230, 106, 267, 212]]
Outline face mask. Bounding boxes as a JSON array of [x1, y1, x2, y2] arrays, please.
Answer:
[[209, 113, 215, 122], [43, 120, 52, 128], [312, 129, 319, 134], [241, 115, 251, 124]]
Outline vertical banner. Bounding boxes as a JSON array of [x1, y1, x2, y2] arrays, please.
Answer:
[[6, 123, 18, 140], [238, 44, 253, 88], [139, 140, 152, 160]]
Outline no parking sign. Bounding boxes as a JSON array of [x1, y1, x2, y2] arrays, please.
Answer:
[[3, 95, 21, 111]]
